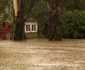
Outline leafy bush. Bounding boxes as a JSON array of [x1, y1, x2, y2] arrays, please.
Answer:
[[60, 10, 85, 39]]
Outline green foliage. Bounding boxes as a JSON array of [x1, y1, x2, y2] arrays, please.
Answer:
[[61, 10, 85, 39], [61, 0, 85, 11], [0, 0, 9, 13], [29, 0, 48, 36], [0, 0, 11, 21]]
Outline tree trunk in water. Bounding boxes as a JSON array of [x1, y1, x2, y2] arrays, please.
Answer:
[[13, 0, 25, 41], [47, 0, 62, 41]]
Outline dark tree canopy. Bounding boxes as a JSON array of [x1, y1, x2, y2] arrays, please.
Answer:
[[61, 0, 85, 11]]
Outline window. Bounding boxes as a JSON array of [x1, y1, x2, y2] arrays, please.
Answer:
[[26, 25, 30, 31], [25, 22, 38, 33], [2, 22, 5, 27], [8, 25, 11, 28], [32, 25, 36, 31]]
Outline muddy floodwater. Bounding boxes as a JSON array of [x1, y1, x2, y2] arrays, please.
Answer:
[[0, 39, 85, 70]]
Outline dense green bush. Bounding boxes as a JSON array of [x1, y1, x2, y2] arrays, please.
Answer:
[[60, 10, 85, 39]]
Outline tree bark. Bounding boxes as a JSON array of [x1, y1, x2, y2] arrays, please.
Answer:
[[12, 0, 34, 41], [13, 0, 25, 41], [47, 0, 62, 41]]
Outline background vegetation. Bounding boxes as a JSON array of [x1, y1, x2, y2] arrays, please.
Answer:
[[0, 0, 85, 39], [61, 10, 85, 39]]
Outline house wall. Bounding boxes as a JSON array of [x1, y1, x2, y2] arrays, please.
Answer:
[[0, 22, 12, 39], [25, 32, 37, 39]]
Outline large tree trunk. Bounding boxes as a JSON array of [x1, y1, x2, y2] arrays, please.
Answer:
[[12, 0, 34, 41], [13, 0, 25, 41], [47, 0, 62, 41]]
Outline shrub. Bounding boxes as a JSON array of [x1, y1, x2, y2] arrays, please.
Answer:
[[60, 10, 85, 39]]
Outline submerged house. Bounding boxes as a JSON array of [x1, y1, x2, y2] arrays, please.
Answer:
[[0, 21, 38, 39], [25, 21, 38, 38]]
